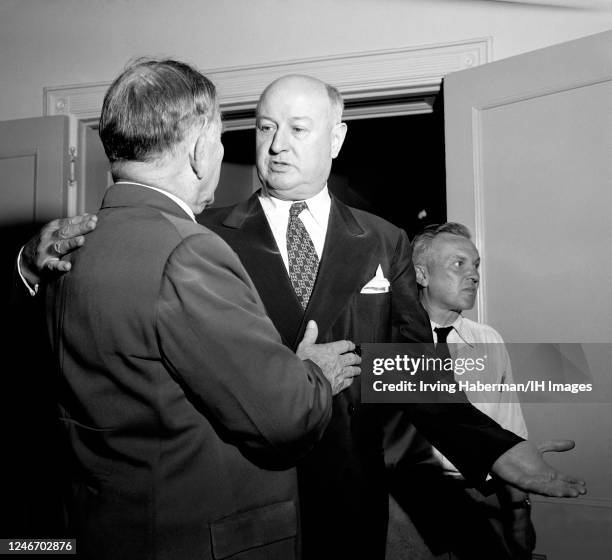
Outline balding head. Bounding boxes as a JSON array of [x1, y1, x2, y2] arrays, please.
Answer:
[[255, 74, 347, 200], [257, 75, 344, 125]]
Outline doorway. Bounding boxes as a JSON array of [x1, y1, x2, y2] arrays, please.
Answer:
[[216, 93, 446, 239]]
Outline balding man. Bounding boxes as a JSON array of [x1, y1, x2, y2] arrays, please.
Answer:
[[200, 75, 583, 559], [21, 74, 585, 560]]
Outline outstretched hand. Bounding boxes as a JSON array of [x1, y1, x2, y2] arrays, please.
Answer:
[[297, 320, 361, 395], [20, 214, 98, 285], [492, 440, 586, 498]]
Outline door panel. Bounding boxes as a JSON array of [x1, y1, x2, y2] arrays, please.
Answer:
[[444, 30, 612, 560], [0, 115, 70, 225]]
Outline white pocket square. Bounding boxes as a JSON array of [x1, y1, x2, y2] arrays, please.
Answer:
[[360, 265, 390, 294]]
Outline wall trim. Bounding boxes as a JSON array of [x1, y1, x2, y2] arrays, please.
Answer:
[[44, 37, 491, 128], [532, 495, 612, 510]]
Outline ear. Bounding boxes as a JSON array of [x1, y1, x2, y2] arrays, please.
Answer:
[[189, 129, 208, 180], [415, 264, 429, 288], [330, 122, 347, 159]]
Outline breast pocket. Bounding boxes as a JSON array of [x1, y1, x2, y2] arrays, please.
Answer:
[[351, 292, 391, 343]]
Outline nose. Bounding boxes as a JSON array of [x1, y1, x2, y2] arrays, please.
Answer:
[[468, 267, 480, 285], [269, 126, 288, 154]]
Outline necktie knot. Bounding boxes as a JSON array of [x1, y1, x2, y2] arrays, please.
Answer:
[[434, 326, 454, 343], [290, 201, 308, 218]]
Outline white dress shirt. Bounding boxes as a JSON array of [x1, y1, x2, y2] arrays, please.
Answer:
[[431, 315, 529, 475], [258, 186, 331, 272]]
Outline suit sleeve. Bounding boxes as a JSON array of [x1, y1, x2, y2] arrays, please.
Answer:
[[385, 229, 523, 486], [156, 231, 332, 467]]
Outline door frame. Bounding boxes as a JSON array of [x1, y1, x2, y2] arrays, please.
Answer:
[[43, 38, 490, 130]]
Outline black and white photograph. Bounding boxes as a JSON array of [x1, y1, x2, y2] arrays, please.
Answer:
[[1, 1, 611, 559]]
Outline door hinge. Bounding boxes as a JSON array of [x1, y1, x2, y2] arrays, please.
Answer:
[[67, 145, 78, 216], [68, 146, 77, 188]]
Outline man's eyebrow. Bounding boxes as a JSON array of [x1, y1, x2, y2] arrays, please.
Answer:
[[289, 116, 314, 123], [444, 251, 467, 260]]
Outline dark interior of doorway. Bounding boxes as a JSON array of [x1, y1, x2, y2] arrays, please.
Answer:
[[219, 95, 447, 240]]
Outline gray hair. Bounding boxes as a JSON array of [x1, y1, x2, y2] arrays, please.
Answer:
[[411, 222, 472, 268], [325, 82, 344, 124], [99, 58, 218, 169]]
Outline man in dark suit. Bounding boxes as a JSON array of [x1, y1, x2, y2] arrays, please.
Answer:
[[42, 60, 361, 560], [22, 74, 585, 560], [197, 75, 585, 559]]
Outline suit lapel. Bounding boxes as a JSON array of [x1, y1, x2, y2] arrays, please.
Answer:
[[221, 195, 304, 346], [293, 198, 378, 347]]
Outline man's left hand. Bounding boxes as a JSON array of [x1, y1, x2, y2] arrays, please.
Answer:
[[492, 440, 586, 497]]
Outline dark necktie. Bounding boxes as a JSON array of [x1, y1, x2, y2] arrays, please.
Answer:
[[434, 326, 454, 360], [287, 201, 319, 309]]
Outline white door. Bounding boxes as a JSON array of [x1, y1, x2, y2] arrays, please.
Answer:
[[0, 115, 72, 227], [445, 30, 612, 560]]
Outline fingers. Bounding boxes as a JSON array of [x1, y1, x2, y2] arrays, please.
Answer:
[[558, 473, 586, 486], [304, 321, 318, 344], [56, 215, 97, 241], [537, 440, 576, 453], [296, 321, 318, 356], [43, 215, 96, 242], [45, 258, 72, 272], [325, 339, 355, 355], [547, 481, 586, 498], [525, 471, 586, 498], [66, 213, 97, 226], [342, 365, 361, 378], [340, 352, 361, 368], [51, 235, 85, 257]]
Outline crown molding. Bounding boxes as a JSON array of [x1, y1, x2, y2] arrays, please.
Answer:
[[44, 37, 491, 123]]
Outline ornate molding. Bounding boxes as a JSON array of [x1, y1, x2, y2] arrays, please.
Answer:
[[44, 37, 491, 124]]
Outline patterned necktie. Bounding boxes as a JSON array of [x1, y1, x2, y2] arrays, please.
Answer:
[[434, 326, 454, 360], [287, 201, 319, 309]]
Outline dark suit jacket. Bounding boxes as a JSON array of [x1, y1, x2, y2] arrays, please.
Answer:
[[45, 184, 333, 560], [201, 192, 523, 560]]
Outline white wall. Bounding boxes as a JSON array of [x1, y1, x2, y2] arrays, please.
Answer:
[[1, 0, 612, 121]]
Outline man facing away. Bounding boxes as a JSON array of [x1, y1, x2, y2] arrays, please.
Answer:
[[22, 74, 586, 560], [387, 222, 535, 559], [43, 59, 361, 560]]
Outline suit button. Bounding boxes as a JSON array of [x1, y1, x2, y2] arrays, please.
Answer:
[[348, 404, 355, 415]]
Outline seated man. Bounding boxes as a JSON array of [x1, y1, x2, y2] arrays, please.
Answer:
[[387, 222, 534, 560]]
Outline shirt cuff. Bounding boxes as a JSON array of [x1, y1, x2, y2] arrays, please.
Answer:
[[17, 246, 39, 296]]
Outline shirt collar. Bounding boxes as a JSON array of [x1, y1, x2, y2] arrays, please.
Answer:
[[115, 181, 196, 222], [258, 185, 331, 227], [431, 315, 472, 345]]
